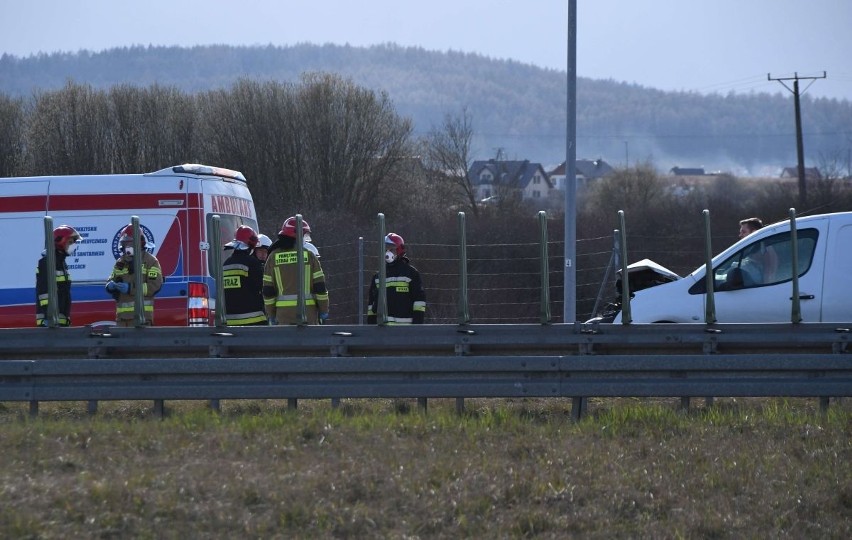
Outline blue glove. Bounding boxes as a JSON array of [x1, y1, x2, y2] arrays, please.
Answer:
[[107, 281, 130, 294], [319, 312, 329, 321]]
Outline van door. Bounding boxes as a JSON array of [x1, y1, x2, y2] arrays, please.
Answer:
[[820, 221, 852, 322], [701, 227, 826, 322]]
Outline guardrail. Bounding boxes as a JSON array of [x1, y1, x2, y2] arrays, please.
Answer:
[[2, 323, 849, 419]]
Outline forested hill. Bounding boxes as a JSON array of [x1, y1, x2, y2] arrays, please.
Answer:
[[2, 43, 851, 174]]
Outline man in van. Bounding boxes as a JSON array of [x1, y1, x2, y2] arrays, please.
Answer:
[[35, 225, 82, 327], [738, 217, 778, 284], [105, 224, 163, 326]]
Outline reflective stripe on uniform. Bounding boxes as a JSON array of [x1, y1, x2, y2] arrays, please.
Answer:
[[226, 311, 268, 326]]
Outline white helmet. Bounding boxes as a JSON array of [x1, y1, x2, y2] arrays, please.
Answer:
[[304, 242, 320, 258], [256, 234, 272, 248]]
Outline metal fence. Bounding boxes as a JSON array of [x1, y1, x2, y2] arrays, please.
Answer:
[[2, 322, 849, 419]]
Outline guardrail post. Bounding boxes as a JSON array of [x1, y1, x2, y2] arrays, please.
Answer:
[[358, 236, 365, 325], [295, 214, 307, 326], [210, 216, 228, 328], [153, 399, 165, 419], [703, 209, 716, 324], [538, 211, 551, 324], [130, 217, 146, 328], [618, 211, 631, 324], [789, 208, 802, 324], [458, 212, 470, 325], [42, 216, 59, 328], [377, 213, 388, 326]]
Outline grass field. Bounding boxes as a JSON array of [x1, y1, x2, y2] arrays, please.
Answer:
[[1, 397, 850, 538]]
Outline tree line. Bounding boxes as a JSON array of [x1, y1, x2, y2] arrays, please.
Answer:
[[3, 44, 852, 170]]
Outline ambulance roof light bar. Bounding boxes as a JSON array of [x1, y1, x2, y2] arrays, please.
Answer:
[[151, 164, 247, 183]]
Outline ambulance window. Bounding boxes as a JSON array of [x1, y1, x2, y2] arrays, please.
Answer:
[[211, 214, 259, 246]]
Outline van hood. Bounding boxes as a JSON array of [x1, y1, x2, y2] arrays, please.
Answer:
[[616, 258, 681, 294], [587, 258, 681, 323]]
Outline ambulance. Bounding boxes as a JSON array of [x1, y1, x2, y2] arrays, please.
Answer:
[[0, 164, 259, 327]]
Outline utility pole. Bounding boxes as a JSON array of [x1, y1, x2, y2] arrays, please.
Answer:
[[768, 71, 826, 208], [564, 0, 577, 323]]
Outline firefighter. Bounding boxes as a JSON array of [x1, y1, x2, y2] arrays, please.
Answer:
[[105, 224, 163, 326], [367, 233, 426, 324], [35, 225, 81, 327], [253, 233, 273, 263], [222, 225, 267, 326], [262, 216, 329, 325]]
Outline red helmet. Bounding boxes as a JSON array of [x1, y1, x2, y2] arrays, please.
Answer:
[[119, 224, 146, 247], [385, 233, 405, 256], [279, 216, 312, 241], [231, 225, 259, 248], [54, 225, 81, 251]]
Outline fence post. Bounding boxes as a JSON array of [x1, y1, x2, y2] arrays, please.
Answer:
[[358, 236, 364, 325], [42, 216, 59, 328], [295, 214, 307, 325], [129, 217, 146, 328], [618, 211, 632, 324], [703, 209, 716, 324], [210, 216, 227, 328], [538, 211, 551, 324], [789, 208, 801, 324], [590, 230, 619, 320], [377, 213, 388, 326], [457, 212, 470, 325]]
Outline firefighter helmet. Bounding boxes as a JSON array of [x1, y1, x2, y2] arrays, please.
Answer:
[[384, 233, 405, 256], [256, 233, 272, 248], [279, 216, 312, 242], [225, 225, 259, 250], [119, 224, 146, 247], [54, 225, 81, 253]]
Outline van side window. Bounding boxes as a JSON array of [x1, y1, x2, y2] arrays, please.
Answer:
[[689, 229, 819, 294]]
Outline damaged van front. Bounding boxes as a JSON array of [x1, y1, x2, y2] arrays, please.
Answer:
[[594, 212, 852, 324]]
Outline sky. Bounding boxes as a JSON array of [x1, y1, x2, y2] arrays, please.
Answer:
[[1, 0, 850, 102]]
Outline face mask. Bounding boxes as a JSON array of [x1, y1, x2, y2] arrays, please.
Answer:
[[65, 242, 78, 256], [385, 249, 397, 264], [123, 246, 134, 258]]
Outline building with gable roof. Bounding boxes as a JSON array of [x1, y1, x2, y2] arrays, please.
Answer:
[[468, 159, 554, 204]]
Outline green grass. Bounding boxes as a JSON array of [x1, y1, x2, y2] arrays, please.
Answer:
[[0, 398, 850, 538]]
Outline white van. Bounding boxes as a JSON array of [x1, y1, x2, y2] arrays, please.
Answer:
[[0, 164, 258, 327], [605, 211, 852, 323]]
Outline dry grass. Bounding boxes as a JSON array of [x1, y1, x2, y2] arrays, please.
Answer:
[[1, 397, 850, 539]]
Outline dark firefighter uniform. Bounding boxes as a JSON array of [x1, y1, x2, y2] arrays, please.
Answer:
[[367, 257, 426, 324], [35, 249, 72, 326], [222, 248, 267, 326]]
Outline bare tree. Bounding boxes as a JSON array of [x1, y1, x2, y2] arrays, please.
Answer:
[[0, 95, 24, 176], [423, 107, 479, 215], [293, 72, 413, 214], [23, 81, 111, 175]]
